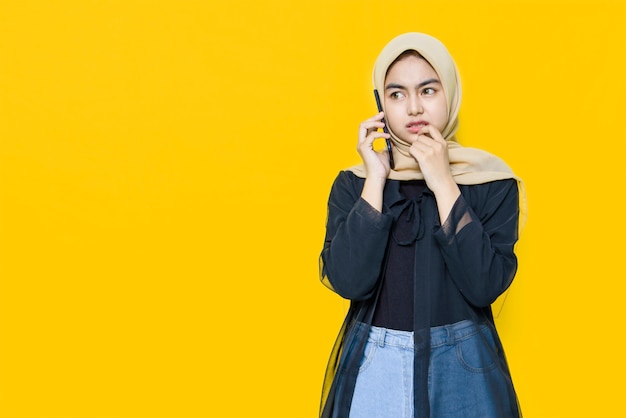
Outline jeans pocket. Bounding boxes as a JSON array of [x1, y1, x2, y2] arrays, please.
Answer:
[[455, 325, 498, 374], [358, 339, 378, 373]]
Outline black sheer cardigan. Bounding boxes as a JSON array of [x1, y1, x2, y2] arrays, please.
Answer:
[[319, 170, 522, 418]]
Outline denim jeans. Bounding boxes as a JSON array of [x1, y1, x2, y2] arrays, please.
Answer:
[[349, 320, 516, 418]]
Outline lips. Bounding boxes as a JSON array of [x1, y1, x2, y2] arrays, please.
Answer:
[[406, 120, 428, 134]]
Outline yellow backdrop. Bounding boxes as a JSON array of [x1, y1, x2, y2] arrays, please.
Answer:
[[1, 0, 625, 417]]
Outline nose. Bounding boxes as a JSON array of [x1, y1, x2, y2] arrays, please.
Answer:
[[408, 94, 423, 116]]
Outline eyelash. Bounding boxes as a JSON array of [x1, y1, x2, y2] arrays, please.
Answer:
[[389, 87, 437, 100]]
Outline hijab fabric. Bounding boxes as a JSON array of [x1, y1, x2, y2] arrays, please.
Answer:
[[348, 32, 527, 228]]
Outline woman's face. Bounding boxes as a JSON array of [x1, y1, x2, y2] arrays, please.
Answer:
[[383, 54, 448, 144]]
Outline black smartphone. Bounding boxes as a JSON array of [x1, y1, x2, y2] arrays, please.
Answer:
[[374, 89, 394, 169]]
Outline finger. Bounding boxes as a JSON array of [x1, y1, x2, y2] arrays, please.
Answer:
[[414, 137, 445, 158], [363, 131, 391, 146], [359, 122, 389, 143], [370, 111, 385, 121], [360, 121, 386, 132], [360, 112, 385, 126], [410, 136, 441, 158], [409, 142, 427, 159], [360, 113, 386, 128], [418, 125, 445, 143]]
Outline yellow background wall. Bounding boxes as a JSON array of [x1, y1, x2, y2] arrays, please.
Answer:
[[1, 0, 625, 417]]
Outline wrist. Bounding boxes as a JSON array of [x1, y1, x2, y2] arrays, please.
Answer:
[[364, 173, 387, 185], [361, 176, 386, 212], [432, 179, 460, 202], [431, 178, 460, 224]]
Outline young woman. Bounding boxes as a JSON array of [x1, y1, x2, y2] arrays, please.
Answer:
[[319, 33, 526, 418]]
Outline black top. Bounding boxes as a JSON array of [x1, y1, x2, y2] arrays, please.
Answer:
[[372, 180, 426, 330]]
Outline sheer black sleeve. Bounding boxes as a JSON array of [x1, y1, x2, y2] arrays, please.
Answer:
[[433, 179, 520, 307], [319, 171, 393, 301]]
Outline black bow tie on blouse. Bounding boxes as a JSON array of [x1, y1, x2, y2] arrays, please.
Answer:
[[391, 196, 425, 245]]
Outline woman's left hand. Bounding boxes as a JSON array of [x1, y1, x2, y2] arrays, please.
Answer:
[[408, 125, 460, 222], [408, 125, 454, 193]]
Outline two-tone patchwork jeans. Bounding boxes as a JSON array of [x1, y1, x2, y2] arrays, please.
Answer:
[[349, 320, 516, 418]]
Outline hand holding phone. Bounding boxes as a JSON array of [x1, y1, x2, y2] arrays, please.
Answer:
[[374, 90, 395, 170]]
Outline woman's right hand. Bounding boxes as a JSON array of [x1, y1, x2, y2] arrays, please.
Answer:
[[357, 112, 391, 181], [357, 112, 391, 212]]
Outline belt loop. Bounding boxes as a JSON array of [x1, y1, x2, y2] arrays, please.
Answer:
[[445, 325, 455, 346], [377, 328, 386, 348]]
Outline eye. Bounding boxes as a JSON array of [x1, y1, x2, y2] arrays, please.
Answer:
[[390, 91, 405, 100], [422, 87, 436, 95]]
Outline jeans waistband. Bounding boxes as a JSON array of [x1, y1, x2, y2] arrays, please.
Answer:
[[363, 320, 488, 349]]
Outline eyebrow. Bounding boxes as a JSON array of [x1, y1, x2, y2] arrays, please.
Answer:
[[385, 78, 441, 90]]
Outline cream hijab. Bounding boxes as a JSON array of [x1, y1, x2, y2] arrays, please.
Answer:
[[348, 32, 527, 228]]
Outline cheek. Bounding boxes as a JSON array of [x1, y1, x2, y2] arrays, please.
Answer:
[[434, 99, 449, 126], [385, 108, 403, 128]]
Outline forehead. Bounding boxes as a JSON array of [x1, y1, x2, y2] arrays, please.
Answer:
[[385, 55, 439, 84]]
